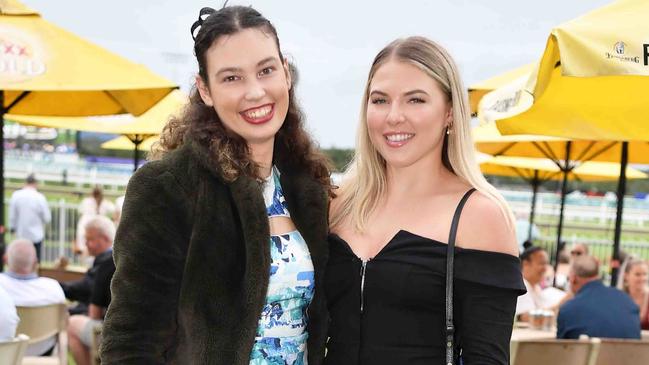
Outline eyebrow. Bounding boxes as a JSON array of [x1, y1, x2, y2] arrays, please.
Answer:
[[369, 89, 429, 97], [215, 56, 279, 76]]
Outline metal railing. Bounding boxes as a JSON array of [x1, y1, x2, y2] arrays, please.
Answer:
[[3, 187, 647, 268]]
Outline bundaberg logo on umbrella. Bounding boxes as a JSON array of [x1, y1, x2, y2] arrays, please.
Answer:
[[605, 40, 649, 66], [0, 25, 47, 83]]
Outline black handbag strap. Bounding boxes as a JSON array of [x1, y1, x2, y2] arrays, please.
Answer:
[[445, 188, 477, 365]]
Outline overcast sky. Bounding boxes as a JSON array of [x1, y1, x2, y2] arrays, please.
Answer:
[[21, 0, 612, 148]]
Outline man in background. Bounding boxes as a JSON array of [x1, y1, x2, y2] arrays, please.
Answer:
[[8, 174, 51, 262], [64, 216, 116, 365], [0, 239, 65, 355], [516, 246, 565, 321], [557, 255, 641, 339]]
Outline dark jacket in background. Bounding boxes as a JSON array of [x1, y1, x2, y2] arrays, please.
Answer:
[[100, 140, 329, 365], [557, 280, 641, 339]]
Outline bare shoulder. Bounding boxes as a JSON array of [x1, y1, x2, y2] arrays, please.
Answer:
[[456, 190, 518, 257]]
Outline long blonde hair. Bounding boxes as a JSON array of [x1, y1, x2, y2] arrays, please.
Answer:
[[331, 36, 514, 232]]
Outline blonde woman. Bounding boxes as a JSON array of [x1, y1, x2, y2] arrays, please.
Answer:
[[324, 37, 526, 365], [622, 259, 649, 329]]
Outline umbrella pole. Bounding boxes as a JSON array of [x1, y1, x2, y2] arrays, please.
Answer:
[[0, 90, 28, 272], [133, 135, 142, 172], [554, 142, 572, 285], [527, 169, 540, 242], [611, 142, 628, 286]]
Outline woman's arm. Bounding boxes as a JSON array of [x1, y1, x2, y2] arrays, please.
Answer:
[[100, 163, 191, 364]]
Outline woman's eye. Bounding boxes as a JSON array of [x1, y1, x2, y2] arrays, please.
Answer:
[[371, 98, 387, 104], [258, 67, 275, 77], [223, 75, 240, 82], [409, 97, 425, 104]]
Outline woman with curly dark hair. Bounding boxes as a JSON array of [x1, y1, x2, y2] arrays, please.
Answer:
[[101, 5, 332, 365]]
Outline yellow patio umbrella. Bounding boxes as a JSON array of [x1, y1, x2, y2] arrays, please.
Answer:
[[474, 123, 649, 164], [480, 0, 649, 283], [474, 122, 649, 281], [493, 0, 649, 141], [101, 135, 158, 152], [479, 154, 648, 242], [467, 63, 534, 117], [0, 0, 177, 245], [6, 90, 186, 170], [0, 0, 177, 116], [480, 155, 647, 182]]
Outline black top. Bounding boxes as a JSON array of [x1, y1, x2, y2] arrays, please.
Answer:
[[324, 230, 526, 365], [61, 249, 115, 307], [89, 249, 116, 308]]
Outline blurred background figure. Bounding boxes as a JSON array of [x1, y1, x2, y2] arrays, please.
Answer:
[[557, 255, 641, 339], [569, 242, 589, 261], [517, 246, 566, 322], [8, 174, 51, 262], [61, 216, 116, 316], [620, 258, 649, 330], [63, 216, 116, 365], [0, 239, 66, 356], [75, 186, 115, 257]]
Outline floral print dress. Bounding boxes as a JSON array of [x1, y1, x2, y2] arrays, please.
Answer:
[[249, 167, 315, 365]]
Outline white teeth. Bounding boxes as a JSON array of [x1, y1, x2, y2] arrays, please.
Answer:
[[386, 133, 414, 142], [244, 105, 272, 119]]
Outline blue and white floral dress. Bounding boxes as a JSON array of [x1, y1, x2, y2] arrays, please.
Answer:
[[249, 166, 315, 365]]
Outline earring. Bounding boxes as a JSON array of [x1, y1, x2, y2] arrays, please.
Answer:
[[446, 126, 451, 135]]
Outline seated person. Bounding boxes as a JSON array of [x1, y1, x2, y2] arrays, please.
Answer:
[[67, 216, 116, 365], [0, 239, 66, 355], [516, 246, 565, 321], [60, 219, 117, 315], [557, 255, 641, 339], [0, 286, 19, 341]]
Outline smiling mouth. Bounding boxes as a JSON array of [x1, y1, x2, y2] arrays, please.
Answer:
[[384, 133, 415, 146], [240, 104, 274, 124]]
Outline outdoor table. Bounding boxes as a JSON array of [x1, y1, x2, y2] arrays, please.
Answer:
[[39, 265, 87, 282], [510, 325, 556, 356]]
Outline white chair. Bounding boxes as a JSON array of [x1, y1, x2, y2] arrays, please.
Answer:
[[594, 338, 649, 365], [0, 334, 30, 365], [511, 338, 601, 365], [15, 304, 68, 365]]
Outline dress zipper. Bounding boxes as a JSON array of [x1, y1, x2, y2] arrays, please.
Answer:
[[360, 259, 368, 313]]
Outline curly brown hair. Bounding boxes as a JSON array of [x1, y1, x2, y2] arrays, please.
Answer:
[[150, 6, 332, 193]]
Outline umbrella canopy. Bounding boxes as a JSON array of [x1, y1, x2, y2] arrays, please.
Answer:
[[480, 155, 648, 182], [473, 123, 649, 164], [491, 0, 649, 140], [467, 63, 534, 117], [0, 0, 177, 116], [6, 89, 186, 135], [101, 135, 158, 152]]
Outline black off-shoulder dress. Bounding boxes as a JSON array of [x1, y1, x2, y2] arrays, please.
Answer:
[[324, 229, 526, 365]]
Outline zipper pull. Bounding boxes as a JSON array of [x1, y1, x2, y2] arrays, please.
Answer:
[[360, 259, 368, 313]]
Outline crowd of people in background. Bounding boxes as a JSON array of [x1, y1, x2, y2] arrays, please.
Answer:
[[515, 241, 649, 340], [1, 175, 121, 364]]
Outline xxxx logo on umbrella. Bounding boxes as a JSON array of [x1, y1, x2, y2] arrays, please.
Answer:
[[0, 25, 47, 83]]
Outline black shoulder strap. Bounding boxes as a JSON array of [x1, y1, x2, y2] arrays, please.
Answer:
[[445, 188, 477, 365]]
